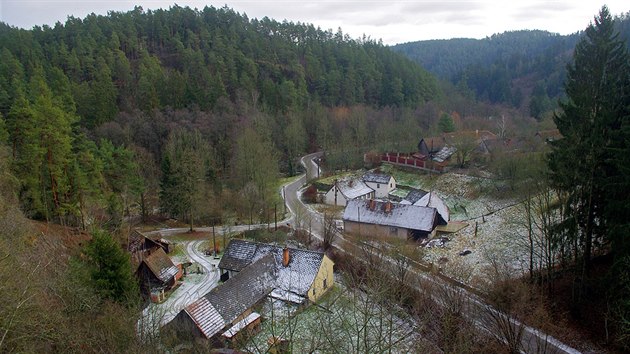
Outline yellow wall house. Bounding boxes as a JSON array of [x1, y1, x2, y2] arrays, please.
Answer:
[[218, 239, 335, 305], [169, 242, 336, 342], [307, 254, 335, 302]]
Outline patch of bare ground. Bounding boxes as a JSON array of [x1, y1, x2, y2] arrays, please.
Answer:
[[30, 221, 92, 259]]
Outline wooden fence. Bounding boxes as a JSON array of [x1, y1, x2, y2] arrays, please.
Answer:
[[379, 152, 445, 173]]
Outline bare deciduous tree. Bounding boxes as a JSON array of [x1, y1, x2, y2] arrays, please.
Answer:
[[321, 213, 337, 251]]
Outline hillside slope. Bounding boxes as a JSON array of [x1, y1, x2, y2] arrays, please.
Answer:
[[392, 13, 630, 117]]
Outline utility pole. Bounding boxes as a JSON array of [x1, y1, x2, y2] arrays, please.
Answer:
[[357, 206, 361, 237], [212, 223, 216, 257], [283, 186, 287, 215], [222, 225, 226, 255], [274, 203, 277, 231]]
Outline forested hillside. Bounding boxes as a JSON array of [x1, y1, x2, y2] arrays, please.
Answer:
[[393, 13, 630, 118], [0, 5, 445, 228]]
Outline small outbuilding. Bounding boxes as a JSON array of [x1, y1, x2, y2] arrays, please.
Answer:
[[136, 247, 181, 301], [412, 191, 449, 225]]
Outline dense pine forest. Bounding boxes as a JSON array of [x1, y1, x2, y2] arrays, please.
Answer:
[[0, 5, 448, 227], [393, 14, 630, 119], [1, 4, 629, 353]]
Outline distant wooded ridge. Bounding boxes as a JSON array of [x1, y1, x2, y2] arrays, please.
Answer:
[[392, 15, 630, 118], [0, 4, 439, 125]]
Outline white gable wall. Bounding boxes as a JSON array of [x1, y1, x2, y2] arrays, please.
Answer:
[[324, 185, 348, 206], [364, 177, 396, 199]]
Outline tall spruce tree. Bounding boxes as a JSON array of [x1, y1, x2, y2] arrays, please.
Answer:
[[548, 6, 629, 279], [85, 230, 139, 305], [159, 129, 210, 231]]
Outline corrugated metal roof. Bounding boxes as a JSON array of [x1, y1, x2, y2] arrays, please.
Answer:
[[185, 297, 225, 339], [144, 248, 179, 283], [343, 199, 436, 232], [432, 145, 457, 163], [362, 172, 393, 184]]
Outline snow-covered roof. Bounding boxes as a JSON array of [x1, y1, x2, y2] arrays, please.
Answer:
[[362, 172, 393, 184], [335, 179, 374, 199], [218, 239, 326, 297], [222, 312, 261, 339], [413, 192, 449, 223], [343, 199, 436, 232], [209, 254, 276, 323], [143, 248, 179, 283], [183, 241, 330, 339], [184, 297, 225, 339], [432, 145, 457, 163], [184, 255, 275, 339], [403, 189, 428, 204], [270, 289, 306, 304]]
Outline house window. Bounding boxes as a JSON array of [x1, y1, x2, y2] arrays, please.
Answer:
[[323, 278, 327, 289], [390, 227, 398, 235], [377, 183, 380, 188]]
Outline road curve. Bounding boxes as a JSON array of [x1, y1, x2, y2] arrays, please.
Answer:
[[293, 152, 580, 354], [138, 240, 220, 335]]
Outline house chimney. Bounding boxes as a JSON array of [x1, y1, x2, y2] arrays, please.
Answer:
[[282, 247, 290, 267], [369, 199, 376, 211], [384, 201, 392, 214]]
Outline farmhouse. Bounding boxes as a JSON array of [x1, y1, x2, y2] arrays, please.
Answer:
[[218, 239, 335, 303], [362, 172, 396, 199], [169, 240, 335, 342], [324, 179, 374, 206], [343, 199, 438, 240], [168, 254, 276, 342], [417, 136, 446, 157]]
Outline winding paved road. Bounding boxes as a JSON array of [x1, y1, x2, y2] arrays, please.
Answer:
[[140, 151, 580, 353], [138, 239, 220, 336], [293, 152, 580, 354]]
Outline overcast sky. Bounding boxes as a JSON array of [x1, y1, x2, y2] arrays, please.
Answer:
[[1, 1, 628, 44]]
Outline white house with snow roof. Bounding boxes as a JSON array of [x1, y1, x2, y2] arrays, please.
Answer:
[[324, 179, 374, 206], [362, 172, 396, 199], [342, 199, 438, 240]]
